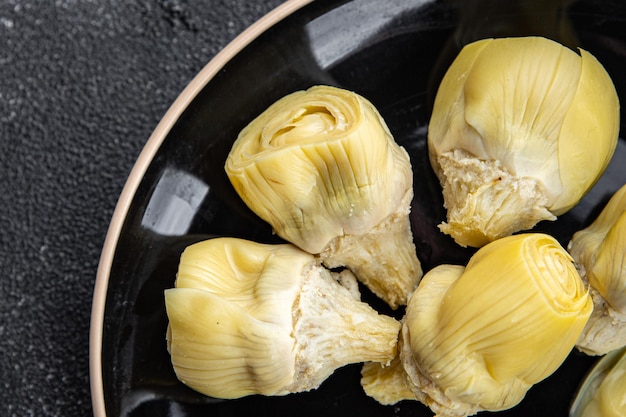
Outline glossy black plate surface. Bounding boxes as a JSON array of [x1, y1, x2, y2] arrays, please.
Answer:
[[92, 0, 626, 416]]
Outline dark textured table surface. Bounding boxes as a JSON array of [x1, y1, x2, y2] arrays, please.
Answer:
[[0, 1, 284, 415]]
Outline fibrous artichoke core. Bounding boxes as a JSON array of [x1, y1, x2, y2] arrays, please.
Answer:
[[437, 149, 555, 247], [428, 36, 620, 248], [165, 238, 400, 399], [361, 233, 592, 417], [225, 85, 422, 308], [569, 184, 626, 355]]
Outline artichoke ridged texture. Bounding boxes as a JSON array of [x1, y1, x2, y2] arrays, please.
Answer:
[[569, 184, 626, 355], [225, 85, 412, 254], [165, 288, 297, 399], [225, 85, 421, 308], [577, 347, 626, 417], [165, 238, 306, 399], [404, 233, 592, 415], [428, 36, 619, 248], [165, 237, 401, 399], [569, 184, 626, 314]]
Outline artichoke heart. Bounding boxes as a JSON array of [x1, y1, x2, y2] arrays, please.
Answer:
[[570, 347, 626, 417], [569, 184, 626, 355], [428, 36, 620, 248], [225, 85, 422, 308], [165, 237, 401, 399], [361, 233, 592, 417]]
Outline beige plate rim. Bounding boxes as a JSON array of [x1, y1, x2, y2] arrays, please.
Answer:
[[88, 1, 315, 415]]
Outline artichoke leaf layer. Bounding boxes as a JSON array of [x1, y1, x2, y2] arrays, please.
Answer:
[[226, 85, 422, 308], [569, 184, 626, 355], [361, 234, 592, 417], [574, 347, 626, 417], [165, 238, 401, 399], [428, 36, 619, 248]]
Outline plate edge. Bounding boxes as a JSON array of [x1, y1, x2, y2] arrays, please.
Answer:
[[88, 1, 315, 416]]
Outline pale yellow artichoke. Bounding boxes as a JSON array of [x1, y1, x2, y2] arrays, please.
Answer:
[[225, 85, 421, 308], [428, 36, 620, 248], [571, 347, 626, 417], [569, 183, 626, 355], [165, 237, 400, 399], [361, 233, 592, 417]]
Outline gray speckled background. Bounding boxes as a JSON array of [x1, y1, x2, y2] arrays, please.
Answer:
[[0, 1, 284, 415]]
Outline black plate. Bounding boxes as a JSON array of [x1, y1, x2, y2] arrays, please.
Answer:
[[90, 0, 626, 416]]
